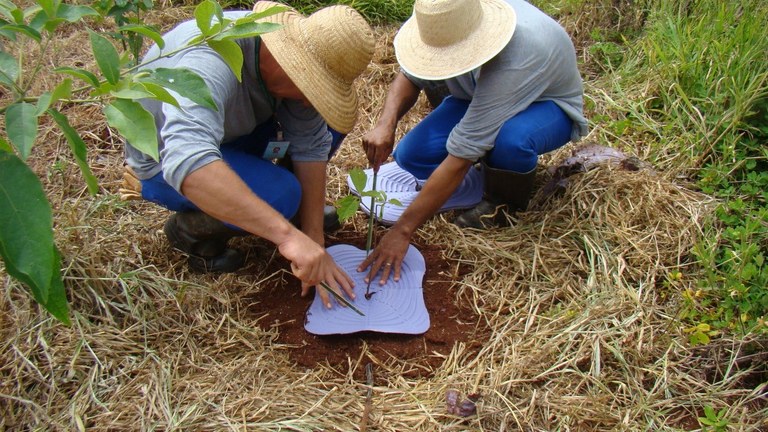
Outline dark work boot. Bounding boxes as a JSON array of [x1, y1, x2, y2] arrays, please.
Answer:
[[454, 160, 536, 229], [163, 211, 246, 272]]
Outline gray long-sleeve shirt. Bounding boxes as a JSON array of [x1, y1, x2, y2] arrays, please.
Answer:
[[404, 0, 588, 162], [125, 11, 332, 193]]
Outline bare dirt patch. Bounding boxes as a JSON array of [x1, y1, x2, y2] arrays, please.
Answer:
[[245, 228, 486, 378]]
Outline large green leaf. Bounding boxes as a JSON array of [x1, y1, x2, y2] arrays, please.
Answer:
[[48, 108, 99, 195], [207, 39, 243, 81], [0, 50, 19, 89], [5, 102, 38, 160], [42, 245, 70, 325], [0, 151, 56, 303], [50, 77, 72, 103], [103, 98, 159, 160], [139, 68, 217, 111], [89, 31, 120, 85]]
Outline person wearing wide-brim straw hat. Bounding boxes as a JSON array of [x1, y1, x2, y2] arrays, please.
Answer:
[[359, 0, 589, 285], [123, 2, 374, 309]]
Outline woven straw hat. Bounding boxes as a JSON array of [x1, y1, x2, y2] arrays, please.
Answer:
[[252, 1, 374, 134], [394, 0, 516, 80]]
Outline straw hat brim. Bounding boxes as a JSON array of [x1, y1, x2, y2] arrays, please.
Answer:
[[394, 0, 517, 81], [255, 2, 359, 134]]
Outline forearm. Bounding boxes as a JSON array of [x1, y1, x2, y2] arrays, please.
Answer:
[[376, 72, 421, 130], [292, 161, 327, 246], [391, 155, 473, 237], [180, 160, 296, 245]]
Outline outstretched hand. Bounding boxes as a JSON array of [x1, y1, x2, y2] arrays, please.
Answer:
[[357, 228, 410, 286], [278, 229, 355, 309]]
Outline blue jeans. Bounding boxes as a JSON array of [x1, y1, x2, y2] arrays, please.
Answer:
[[140, 120, 345, 219], [393, 97, 573, 178]]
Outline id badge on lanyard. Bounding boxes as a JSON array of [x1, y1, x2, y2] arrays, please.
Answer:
[[263, 122, 290, 160]]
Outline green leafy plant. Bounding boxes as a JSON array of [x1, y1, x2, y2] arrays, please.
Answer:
[[0, 0, 285, 324], [698, 405, 730, 432], [335, 167, 402, 251]]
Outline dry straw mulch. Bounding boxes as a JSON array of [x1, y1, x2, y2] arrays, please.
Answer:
[[1, 9, 767, 432]]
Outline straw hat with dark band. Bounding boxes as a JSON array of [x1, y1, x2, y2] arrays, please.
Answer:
[[394, 0, 516, 80], [252, 1, 374, 134]]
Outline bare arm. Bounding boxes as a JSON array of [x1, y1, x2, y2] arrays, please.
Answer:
[[181, 160, 354, 306], [362, 72, 421, 171], [292, 160, 327, 247], [358, 155, 473, 283]]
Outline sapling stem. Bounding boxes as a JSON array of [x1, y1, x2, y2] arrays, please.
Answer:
[[364, 171, 378, 300]]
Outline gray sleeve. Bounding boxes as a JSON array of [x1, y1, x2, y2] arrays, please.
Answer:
[[278, 100, 332, 162], [157, 47, 236, 192]]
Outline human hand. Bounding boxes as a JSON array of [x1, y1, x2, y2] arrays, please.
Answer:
[[362, 125, 395, 172], [277, 229, 355, 309], [357, 228, 411, 286]]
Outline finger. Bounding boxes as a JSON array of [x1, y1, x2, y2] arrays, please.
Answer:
[[379, 260, 394, 285], [357, 252, 375, 273], [392, 261, 402, 282], [317, 285, 332, 309], [334, 268, 356, 299]]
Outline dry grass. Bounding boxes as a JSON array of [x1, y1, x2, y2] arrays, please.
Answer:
[[1, 7, 767, 432]]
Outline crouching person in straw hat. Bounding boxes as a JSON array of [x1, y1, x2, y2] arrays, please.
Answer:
[[123, 2, 375, 308], [359, 0, 588, 283]]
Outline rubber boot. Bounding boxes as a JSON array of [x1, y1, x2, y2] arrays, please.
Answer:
[[163, 211, 246, 272], [454, 161, 536, 229]]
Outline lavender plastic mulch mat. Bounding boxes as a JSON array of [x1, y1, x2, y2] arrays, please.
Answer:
[[304, 244, 430, 336], [346, 162, 484, 225]]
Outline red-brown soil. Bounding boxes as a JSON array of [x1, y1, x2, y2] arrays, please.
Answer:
[[247, 229, 486, 378]]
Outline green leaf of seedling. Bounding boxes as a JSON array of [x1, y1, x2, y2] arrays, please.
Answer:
[[388, 198, 403, 206], [214, 22, 281, 41], [335, 195, 360, 223], [349, 167, 367, 193], [0, 151, 56, 304], [35, 92, 52, 116], [42, 245, 71, 325], [207, 39, 243, 81], [110, 86, 154, 100], [194, 0, 216, 35], [119, 24, 164, 50], [139, 68, 217, 111], [5, 102, 38, 160], [54, 66, 100, 87], [0, 50, 19, 89], [0, 136, 12, 153], [104, 99, 159, 161], [56, 3, 98, 22], [90, 31, 121, 85], [36, 0, 57, 18], [137, 82, 180, 107], [0, 23, 42, 41], [48, 108, 99, 195], [50, 78, 72, 103], [246, 4, 289, 21]]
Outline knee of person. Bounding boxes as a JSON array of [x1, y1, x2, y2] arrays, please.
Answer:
[[271, 174, 302, 218]]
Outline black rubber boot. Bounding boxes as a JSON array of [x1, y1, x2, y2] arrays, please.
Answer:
[[163, 211, 246, 272], [454, 160, 536, 229]]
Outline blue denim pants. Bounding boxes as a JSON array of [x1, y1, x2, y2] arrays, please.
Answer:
[[140, 120, 344, 219], [393, 97, 573, 178]]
